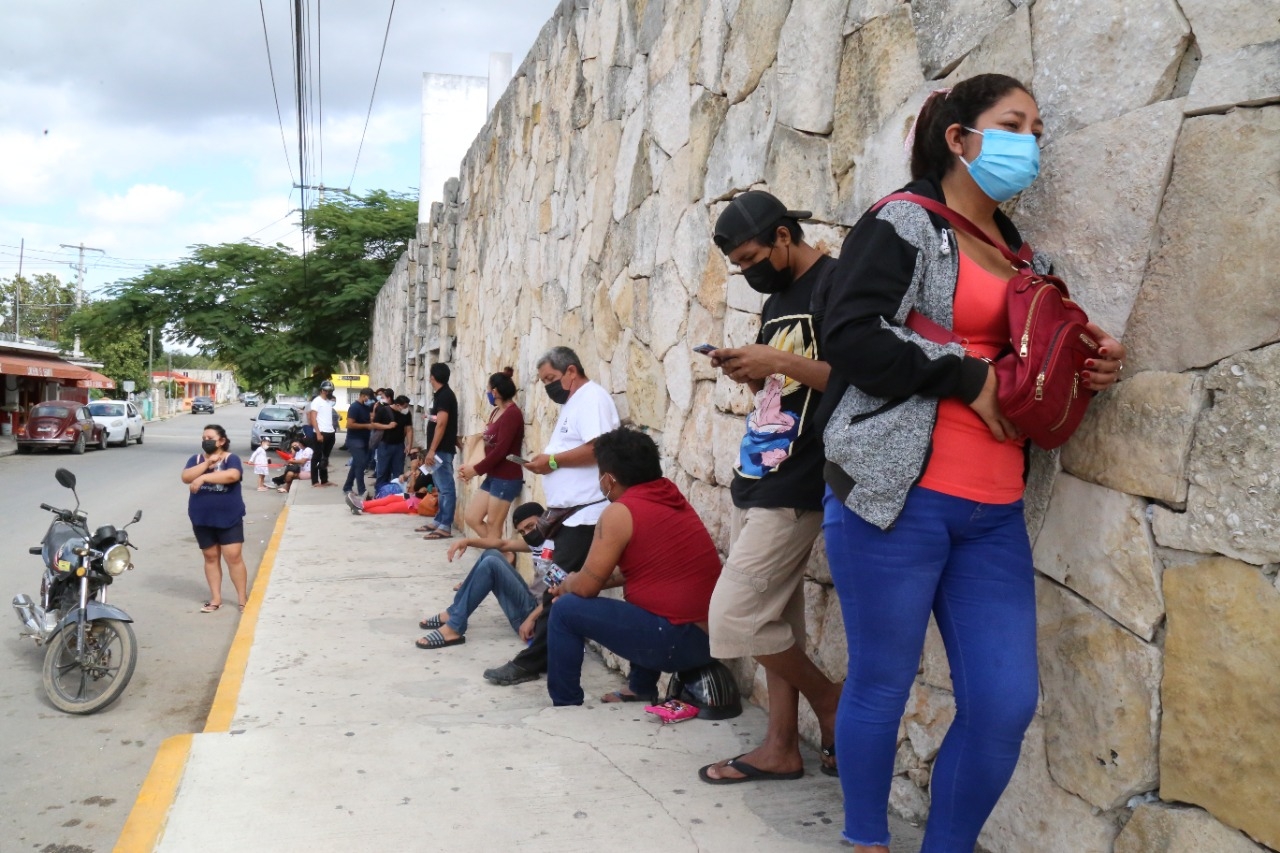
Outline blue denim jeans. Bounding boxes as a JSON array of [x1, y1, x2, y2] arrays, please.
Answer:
[[342, 443, 370, 495], [822, 486, 1038, 852], [445, 549, 537, 635], [432, 451, 456, 528], [374, 443, 405, 491], [546, 594, 712, 706]]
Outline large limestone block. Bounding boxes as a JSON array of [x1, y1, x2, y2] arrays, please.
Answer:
[[694, 0, 729, 94], [1060, 372, 1207, 505], [1036, 581, 1161, 810], [648, 66, 692, 156], [625, 338, 667, 431], [648, 263, 690, 360], [1186, 39, 1280, 116], [1115, 803, 1270, 853], [844, 0, 904, 34], [838, 85, 928, 223], [830, 6, 921, 180], [1034, 474, 1163, 640], [1123, 108, 1280, 374], [979, 716, 1121, 853], [612, 104, 651, 222], [711, 409, 743, 488], [945, 3, 1032, 88], [1013, 99, 1184, 338], [671, 205, 712, 295], [703, 68, 777, 200], [902, 682, 955, 763], [775, 0, 846, 134], [1031, 0, 1190, 137], [1161, 558, 1280, 849], [911, 0, 1014, 79], [677, 381, 718, 482], [813, 580, 846, 682], [764, 125, 837, 222], [687, 89, 730, 204], [1176, 0, 1280, 56], [1152, 344, 1280, 565], [720, 0, 792, 104]]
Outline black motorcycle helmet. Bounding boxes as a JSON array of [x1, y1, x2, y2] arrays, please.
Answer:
[[666, 661, 743, 720]]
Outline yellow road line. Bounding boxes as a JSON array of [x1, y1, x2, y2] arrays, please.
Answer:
[[205, 506, 289, 732], [113, 506, 290, 851], [112, 734, 192, 852]]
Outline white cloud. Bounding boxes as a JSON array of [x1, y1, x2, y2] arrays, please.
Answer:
[[80, 184, 188, 226]]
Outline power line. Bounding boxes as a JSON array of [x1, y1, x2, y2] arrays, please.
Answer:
[[348, 0, 398, 190], [257, 0, 295, 185]]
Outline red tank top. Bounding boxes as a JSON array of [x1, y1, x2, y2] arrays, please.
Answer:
[[615, 479, 722, 624], [919, 252, 1026, 504]]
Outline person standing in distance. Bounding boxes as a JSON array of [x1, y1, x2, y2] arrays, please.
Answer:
[[481, 345, 621, 686], [307, 379, 338, 487], [341, 387, 377, 501], [421, 363, 459, 539], [698, 191, 843, 783]]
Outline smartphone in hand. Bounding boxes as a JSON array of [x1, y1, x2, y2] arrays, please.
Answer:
[[693, 343, 719, 355], [506, 454, 530, 465]]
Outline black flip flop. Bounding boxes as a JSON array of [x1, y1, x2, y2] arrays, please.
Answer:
[[820, 743, 839, 777], [698, 755, 804, 785], [415, 629, 465, 649], [419, 614, 444, 630]]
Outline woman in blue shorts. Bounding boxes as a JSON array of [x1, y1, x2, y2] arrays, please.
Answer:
[[182, 424, 249, 613], [458, 370, 525, 539]]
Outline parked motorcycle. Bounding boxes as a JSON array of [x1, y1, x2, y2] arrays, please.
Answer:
[[12, 468, 142, 714]]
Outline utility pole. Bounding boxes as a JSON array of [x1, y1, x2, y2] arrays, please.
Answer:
[[148, 328, 155, 421], [13, 238, 22, 337], [59, 242, 105, 356]]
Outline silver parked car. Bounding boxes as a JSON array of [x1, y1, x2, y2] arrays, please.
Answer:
[[249, 405, 304, 451], [87, 400, 145, 446]]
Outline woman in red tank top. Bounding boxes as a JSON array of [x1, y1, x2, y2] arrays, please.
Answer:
[[543, 428, 722, 707]]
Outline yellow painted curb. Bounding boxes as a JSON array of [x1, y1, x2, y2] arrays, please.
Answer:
[[113, 506, 290, 851], [205, 506, 289, 733], [112, 733, 192, 852]]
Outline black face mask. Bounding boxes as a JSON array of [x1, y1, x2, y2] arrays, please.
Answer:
[[201, 439, 219, 455], [521, 529, 546, 548], [544, 379, 570, 405], [743, 245, 793, 294]]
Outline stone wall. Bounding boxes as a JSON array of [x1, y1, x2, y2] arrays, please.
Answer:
[[372, 1, 1280, 849]]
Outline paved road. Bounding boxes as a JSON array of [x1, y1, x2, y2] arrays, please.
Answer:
[[0, 405, 285, 852]]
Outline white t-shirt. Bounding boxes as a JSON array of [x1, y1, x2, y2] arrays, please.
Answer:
[[309, 396, 337, 433], [543, 380, 620, 526]]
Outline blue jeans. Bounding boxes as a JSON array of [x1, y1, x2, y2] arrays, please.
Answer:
[[342, 443, 370, 494], [375, 443, 405, 490], [432, 451, 456, 528], [547, 594, 712, 706], [445, 549, 537, 635], [822, 486, 1038, 851]]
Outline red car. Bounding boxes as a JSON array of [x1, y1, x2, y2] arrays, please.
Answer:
[[16, 400, 109, 454]]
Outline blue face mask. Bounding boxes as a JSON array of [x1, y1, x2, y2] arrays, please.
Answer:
[[485, 391, 496, 407], [961, 127, 1041, 202]]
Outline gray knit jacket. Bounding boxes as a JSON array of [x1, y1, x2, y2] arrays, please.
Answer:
[[815, 179, 1051, 530]]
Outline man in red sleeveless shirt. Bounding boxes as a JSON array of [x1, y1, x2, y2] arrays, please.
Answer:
[[545, 428, 722, 706]]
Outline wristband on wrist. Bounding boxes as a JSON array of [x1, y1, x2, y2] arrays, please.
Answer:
[[548, 455, 558, 471]]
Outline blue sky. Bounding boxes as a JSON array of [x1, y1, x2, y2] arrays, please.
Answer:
[[0, 1, 561, 299]]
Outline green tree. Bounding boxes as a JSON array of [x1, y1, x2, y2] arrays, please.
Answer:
[[67, 189, 417, 393], [0, 273, 76, 341]]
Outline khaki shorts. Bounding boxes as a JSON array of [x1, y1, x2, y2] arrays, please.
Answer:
[[708, 505, 822, 659]]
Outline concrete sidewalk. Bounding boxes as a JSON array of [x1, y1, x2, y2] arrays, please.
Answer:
[[121, 482, 923, 852]]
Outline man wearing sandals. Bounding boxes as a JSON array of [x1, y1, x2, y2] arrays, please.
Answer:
[[698, 191, 842, 783], [481, 346, 620, 686], [414, 502, 550, 649]]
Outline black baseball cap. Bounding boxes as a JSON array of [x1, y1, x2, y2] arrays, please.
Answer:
[[713, 191, 812, 253]]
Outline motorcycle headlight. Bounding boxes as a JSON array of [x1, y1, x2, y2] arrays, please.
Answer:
[[104, 544, 132, 576]]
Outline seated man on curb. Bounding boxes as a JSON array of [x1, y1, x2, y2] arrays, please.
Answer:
[[415, 502, 550, 649], [546, 427, 723, 706]]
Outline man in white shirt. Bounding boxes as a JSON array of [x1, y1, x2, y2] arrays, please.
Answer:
[[482, 345, 621, 686], [306, 379, 339, 487]]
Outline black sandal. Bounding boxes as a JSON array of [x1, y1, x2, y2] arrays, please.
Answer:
[[820, 743, 838, 777]]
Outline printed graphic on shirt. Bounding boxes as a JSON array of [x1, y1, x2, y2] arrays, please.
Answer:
[[737, 313, 819, 480]]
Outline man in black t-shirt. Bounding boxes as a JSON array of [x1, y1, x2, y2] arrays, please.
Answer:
[[422, 364, 459, 538], [373, 390, 414, 491], [698, 191, 844, 785]]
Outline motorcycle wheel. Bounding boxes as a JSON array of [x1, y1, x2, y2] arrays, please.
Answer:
[[41, 619, 138, 714]]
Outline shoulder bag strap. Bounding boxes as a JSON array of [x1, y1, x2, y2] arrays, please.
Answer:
[[872, 192, 1033, 267]]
